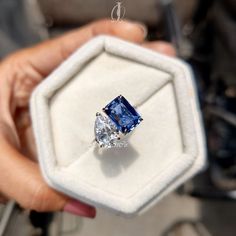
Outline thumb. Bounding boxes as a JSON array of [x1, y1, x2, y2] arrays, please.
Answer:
[[19, 19, 147, 77]]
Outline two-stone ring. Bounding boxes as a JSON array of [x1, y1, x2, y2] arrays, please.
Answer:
[[94, 95, 143, 148]]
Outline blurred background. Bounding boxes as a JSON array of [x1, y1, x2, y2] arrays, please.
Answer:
[[0, 0, 236, 235]]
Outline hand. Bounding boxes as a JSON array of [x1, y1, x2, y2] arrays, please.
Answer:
[[0, 19, 175, 217]]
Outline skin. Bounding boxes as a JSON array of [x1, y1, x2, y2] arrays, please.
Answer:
[[0, 19, 175, 217]]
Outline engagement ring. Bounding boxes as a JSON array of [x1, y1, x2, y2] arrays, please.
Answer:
[[94, 95, 143, 148]]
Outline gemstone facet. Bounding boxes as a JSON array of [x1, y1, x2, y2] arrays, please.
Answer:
[[94, 113, 119, 148], [103, 95, 142, 134]]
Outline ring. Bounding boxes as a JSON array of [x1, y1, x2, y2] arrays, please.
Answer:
[[94, 95, 143, 148]]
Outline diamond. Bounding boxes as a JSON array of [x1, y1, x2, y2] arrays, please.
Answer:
[[103, 95, 143, 134], [94, 113, 119, 148]]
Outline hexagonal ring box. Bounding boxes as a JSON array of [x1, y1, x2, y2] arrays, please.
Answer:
[[30, 36, 206, 216]]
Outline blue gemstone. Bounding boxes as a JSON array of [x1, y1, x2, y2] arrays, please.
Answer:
[[104, 95, 142, 134]]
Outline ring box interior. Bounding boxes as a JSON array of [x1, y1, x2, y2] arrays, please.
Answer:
[[30, 36, 206, 216]]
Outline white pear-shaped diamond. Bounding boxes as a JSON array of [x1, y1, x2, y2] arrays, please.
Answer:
[[94, 113, 119, 148]]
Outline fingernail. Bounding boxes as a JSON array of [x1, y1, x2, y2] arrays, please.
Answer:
[[133, 22, 148, 39], [64, 200, 96, 218]]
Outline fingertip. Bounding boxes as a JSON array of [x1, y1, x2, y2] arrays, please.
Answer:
[[138, 23, 148, 39], [104, 19, 147, 43], [142, 41, 176, 57], [120, 20, 147, 40]]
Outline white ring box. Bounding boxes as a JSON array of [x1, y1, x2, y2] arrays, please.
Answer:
[[30, 36, 207, 216]]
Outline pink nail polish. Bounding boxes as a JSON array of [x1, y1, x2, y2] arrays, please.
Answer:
[[64, 200, 96, 218]]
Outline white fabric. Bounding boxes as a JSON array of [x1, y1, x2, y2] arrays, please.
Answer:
[[30, 36, 207, 216]]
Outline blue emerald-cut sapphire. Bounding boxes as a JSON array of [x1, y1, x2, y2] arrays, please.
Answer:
[[103, 95, 143, 134]]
